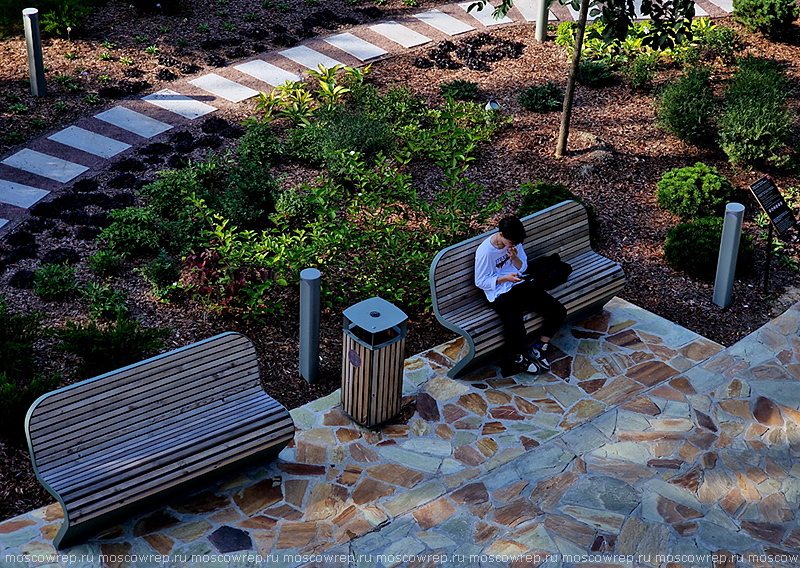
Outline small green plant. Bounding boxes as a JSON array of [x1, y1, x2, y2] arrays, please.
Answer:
[[135, 35, 149, 43], [34, 264, 78, 301], [439, 79, 479, 101], [402, 0, 419, 6], [244, 12, 258, 21], [261, 0, 273, 7], [277, 3, 291, 11], [177, 38, 188, 47], [222, 22, 236, 31], [31, 119, 46, 128], [54, 317, 170, 377], [216, 8, 229, 16], [55, 101, 68, 112], [576, 60, 615, 86], [64, 51, 78, 60], [98, 51, 112, 61], [158, 26, 170, 33], [138, 249, 181, 298], [518, 81, 563, 112], [144, 45, 160, 55], [7, 132, 23, 144], [9, 104, 28, 114], [517, 180, 596, 225], [198, 23, 210, 32], [101, 41, 116, 49], [623, 53, 659, 90], [6, 94, 20, 103], [82, 282, 128, 320], [656, 162, 736, 220], [119, 56, 134, 66], [664, 218, 754, 279], [733, 0, 799, 35], [100, 207, 161, 255], [658, 66, 716, 145], [83, 94, 100, 105], [88, 250, 122, 275], [98, 74, 112, 83]]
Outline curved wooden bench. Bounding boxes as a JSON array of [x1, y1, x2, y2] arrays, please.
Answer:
[[25, 331, 294, 549], [430, 200, 626, 378]]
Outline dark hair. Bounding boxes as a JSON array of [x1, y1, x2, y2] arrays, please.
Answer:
[[499, 215, 526, 244]]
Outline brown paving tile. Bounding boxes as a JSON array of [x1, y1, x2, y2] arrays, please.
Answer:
[[352, 478, 395, 505], [350, 442, 381, 463], [494, 499, 542, 528], [621, 396, 662, 416], [457, 392, 488, 415], [550, 357, 572, 380], [143, 534, 174, 556], [412, 496, 456, 530], [647, 459, 684, 469], [489, 405, 525, 420], [366, 464, 425, 488], [578, 378, 607, 394], [171, 492, 231, 515], [670, 466, 702, 492], [40, 524, 60, 540], [754, 396, 783, 427], [454, 445, 486, 466], [443, 404, 468, 423], [736, 472, 761, 501], [719, 400, 755, 421], [435, 423, 454, 439], [336, 428, 360, 443], [384, 425, 410, 438], [679, 338, 723, 361], [544, 513, 596, 547], [514, 396, 540, 416], [415, 392, 440, 422], [334, 517, 374, 545], [577, 310, 611, 332], [486, 389, 513, 405], [277, 463, 326, 476], [521, 436, 540, 450], [493, 481, 529, 503], [474, 521, 501, 544], [593, 377, 646, 406], [96, 526, 125, 540], [263, 504, 303, 521], [741, 521, 786, 544], [782, 529, 800, 550], [586, 457, 655, 484], [276, 522, 317, 549], [626, 360, 679, 387], [618, 431, 686, 442], [751, 362, 795, 381], [305, 483, 348, 521], [607, 329, 646, 351], [531, 397, 563, 414], [296, 439, 328, 464], [323, 408, 352, 426], [253, 531, 276, 557], [476, 437, 499, 457], [701, 451, 718, 468], [0, 518, 36, 533], [450, 482, 489, 505], [337, 464, 363, 486], [133, 511, 181, 537], [759, 492, 793, 522], [233, 477, 283, 517], [560, 399, 605, 430], [238, 516, 278, 530], [765, 457, 788, 479], [689, 431, 718, 450], [679, 442, 701, 462], [284, 480, 310, 508], [482, 421, 506, 434]]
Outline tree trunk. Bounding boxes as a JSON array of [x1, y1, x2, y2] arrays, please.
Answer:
[[555, 0, 590, 158]]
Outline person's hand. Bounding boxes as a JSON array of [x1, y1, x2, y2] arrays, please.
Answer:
[[507, 245, 518, 261], [499, 273, 522, 284]]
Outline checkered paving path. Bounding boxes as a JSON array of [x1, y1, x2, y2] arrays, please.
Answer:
[[0, 0, 733, 234]]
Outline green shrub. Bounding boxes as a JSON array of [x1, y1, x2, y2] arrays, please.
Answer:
[[82, 282, 128, 320], [733, 0, 799, 35], [55, 317, 170, 377], [237, 122, 284, 167], [139, 249, 181, 297], [696, 25, 744, 63], [272, 185, 318, 229], [664, 217, 754, 279], [657, 67, 716, 145], [719, 56, 791, 165], [439, 79, 479, 101], [623, 53, 659, 90], [576, 60, 615, 87], [34, 264, 78, 301], [39, 0, 96, 36], [517, 181, 596, 224], [518, 81, 563, 112], [656, 163, 736, 220], [100, 206, 161, 255], [87, 250, 122, 276], [0, 299, 60, 441], [289, 111, 396, 174]]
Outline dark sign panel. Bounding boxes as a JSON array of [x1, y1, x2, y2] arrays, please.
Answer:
[[750, 176, 797, 237]]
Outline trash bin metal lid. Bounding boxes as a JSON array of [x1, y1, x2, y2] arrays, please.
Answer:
[[343, 297, 408, 333]]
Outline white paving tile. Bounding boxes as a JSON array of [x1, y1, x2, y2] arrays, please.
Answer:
[[458, 2, 514, 25], [190, 73, 260, 103], [235, 60, 302, 86], [94, 106, 173, 138], [142, 89, 217, 120], [324, 33, 387, 61], [707, 0, 732, 11], [413, 9, 475, 35], [512, 0, 557, 22], [279, 45, 343, 70], [48, 126, 131, 159], [693, 2, 709, 16], [0, 219, 7, 231], [0, 180, 50, 209], [370, 21, 431, 48], [2, 149, 88, 183]]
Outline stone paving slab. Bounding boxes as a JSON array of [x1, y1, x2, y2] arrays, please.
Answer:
[[708, 0, 733, 11], [47, 126, 131, 159], [369, 21, 432, 48], [189, 74, 260, 103], [234, 59, 303, 87], [1, 149, 89, 183], [278, 45, 343, 70], [457, 2, 515, 26], [0, 219, 7, 230], [324, 33, 388, 61], [93, 106, 173, 139], [413, 9, 476, 36], [0, 180, 49, 209], [511, 0, 558, 22], [142, 89, 218, 120]]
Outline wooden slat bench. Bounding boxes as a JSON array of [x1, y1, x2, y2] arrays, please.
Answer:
[[25, 332, 294, 549], [430, 200, 626, 378]]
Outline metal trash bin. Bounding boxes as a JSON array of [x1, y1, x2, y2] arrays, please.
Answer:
[[342, 297, 408, 427]]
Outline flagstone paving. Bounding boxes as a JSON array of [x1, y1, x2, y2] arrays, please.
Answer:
[[5, 296, 800, 568]]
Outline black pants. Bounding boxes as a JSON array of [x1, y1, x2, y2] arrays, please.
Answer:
[[491, 281, 567, 356]]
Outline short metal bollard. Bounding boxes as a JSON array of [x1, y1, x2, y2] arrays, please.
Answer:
[[23, 8, 46, 97], [341, 297, 407, 427], [299, 268, 321, 383], [713, 203, 745, 308]]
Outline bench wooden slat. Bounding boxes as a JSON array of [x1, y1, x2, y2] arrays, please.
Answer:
[[429, 201, 626, 378], [26, 331, 295, 549]]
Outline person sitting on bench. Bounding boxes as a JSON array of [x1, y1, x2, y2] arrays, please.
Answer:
[[474, 215, 567, 374]]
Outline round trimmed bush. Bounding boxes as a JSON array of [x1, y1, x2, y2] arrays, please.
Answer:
[[656, 163, 736, 221], [518, 81, 563, 112], [664, 217, 754, 280]]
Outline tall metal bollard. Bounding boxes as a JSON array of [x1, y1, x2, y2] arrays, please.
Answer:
[[713, 203, 745, 308], [536, 0, 548, 41], [299, 268, 321, 383], [23, 8, 46, 97]]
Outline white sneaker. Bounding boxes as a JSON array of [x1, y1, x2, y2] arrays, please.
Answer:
[[527, 343, 551, 372]]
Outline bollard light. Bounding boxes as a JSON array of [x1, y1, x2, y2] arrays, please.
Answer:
[[299, 268, 321, 383], [713, 203, 745, 309], [23, 8, 46, 97], [485, 100, 499, 112]]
